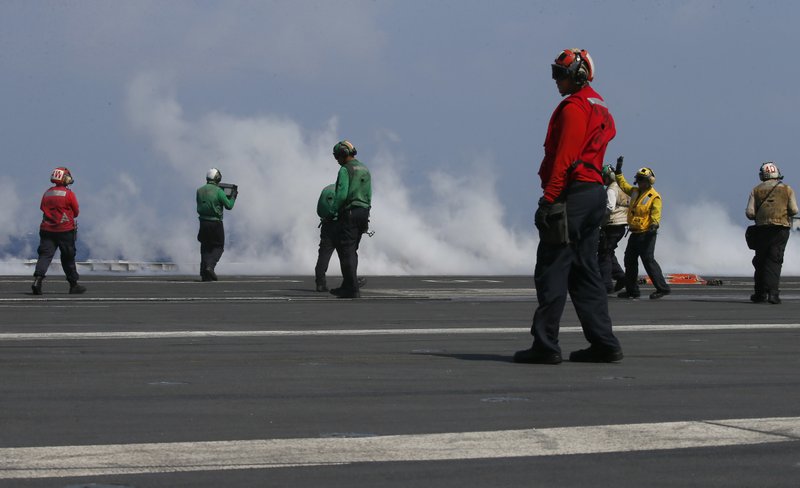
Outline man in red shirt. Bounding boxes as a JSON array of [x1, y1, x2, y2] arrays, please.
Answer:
[[31, 167, 86, 295], [514, 49, 622, 364]]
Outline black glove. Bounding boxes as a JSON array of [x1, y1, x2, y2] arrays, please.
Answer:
[[230, 185, 239, 200], [648, 222, 659, 233], [535, 198, 554, 231], [615, 156, 624, 175]]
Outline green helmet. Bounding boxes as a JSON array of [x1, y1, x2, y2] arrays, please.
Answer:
[[602, 164, 614, 179]]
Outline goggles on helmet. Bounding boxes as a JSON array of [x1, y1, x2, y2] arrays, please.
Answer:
[[551, 64, 570, 80], [551, 49, 594, 83]]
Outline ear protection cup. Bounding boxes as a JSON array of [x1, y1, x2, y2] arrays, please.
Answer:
[[577, 49, 593, 82], [573, 52, 587, 84]]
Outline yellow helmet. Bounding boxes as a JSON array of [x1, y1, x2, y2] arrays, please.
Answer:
[[635, 167, 655, 184]]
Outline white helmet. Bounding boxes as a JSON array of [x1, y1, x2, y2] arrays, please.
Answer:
[[206, 168, 222, 183], [759, 162, 783, 181]]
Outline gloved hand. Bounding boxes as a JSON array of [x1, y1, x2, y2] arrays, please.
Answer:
[[615, 156, 624, 175], [535, 198, 554, 231], [648, 222, 659, 233]]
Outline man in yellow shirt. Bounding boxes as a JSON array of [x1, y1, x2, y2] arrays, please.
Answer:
[[614, 159, 670, 299]]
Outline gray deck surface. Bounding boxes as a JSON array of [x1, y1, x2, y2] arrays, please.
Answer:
[[1, 275, 798, 487]]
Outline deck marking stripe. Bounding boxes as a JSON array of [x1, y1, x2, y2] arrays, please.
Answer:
[[0, 323, 799, 341], [1, 416, 798, 479]]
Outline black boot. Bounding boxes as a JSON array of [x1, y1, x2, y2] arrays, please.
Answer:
[[768, 292, 781, 305], [206, 267, 218, 281], [31, 276, 43, 295], [69, 281, 87, 294]]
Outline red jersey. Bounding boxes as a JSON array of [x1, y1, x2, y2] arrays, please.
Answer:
[[40, 185, 79, 232], [539, 85, 616, 202]]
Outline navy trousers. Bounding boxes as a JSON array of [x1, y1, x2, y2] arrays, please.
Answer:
[[751, 225, 790, 295], [198, 220, 225, 272], [623, 230, 670, 296], [335, 207, 370, 292], [598, 224, 627, 292], [315, 220, 339, 287], [34, 230, 80, 283], [530, 183, 621, 355]]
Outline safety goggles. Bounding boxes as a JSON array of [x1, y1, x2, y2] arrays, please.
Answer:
[[551, 64, 570, 81]]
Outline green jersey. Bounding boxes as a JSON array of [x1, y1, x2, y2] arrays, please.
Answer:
[[334, 158, 371, 211], [196, 183, 235, 221]]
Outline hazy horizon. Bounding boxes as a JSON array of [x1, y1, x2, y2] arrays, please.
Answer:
[[3, 1, 799, 277]]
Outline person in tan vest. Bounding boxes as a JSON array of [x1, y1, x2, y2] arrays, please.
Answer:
[[598, 159, 630, 294], [745, 162, 798, 304]]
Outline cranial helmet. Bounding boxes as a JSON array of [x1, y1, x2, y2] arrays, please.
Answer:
[[50, 167, 73, 186], [635, 167, 656, 185], [206, 168, 222, 183], [551, 48, 594, 85], [602, 164, 615, 179], [759, 161, 783, 181], [333, 140, 357, 160]]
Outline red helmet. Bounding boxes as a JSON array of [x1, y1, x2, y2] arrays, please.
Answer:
[[551, 48, 594, 84], [50, 167, 73, 185]]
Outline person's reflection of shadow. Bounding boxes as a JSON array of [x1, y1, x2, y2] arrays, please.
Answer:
[[412, 352, 512, 363]]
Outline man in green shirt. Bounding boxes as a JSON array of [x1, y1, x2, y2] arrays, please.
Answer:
[[329, 140, 371, 298], [196, 168, 236, 281]]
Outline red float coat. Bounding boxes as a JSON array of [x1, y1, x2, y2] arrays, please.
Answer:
[[539, 85, 616, 203], [39, 185, 79, 232]]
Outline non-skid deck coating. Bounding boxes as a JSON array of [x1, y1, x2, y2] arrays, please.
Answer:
[[1, 275, 799, 487]]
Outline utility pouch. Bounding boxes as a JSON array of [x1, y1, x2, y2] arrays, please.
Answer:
[[745, 224, 759, 250], [539, 202, 569, 245]]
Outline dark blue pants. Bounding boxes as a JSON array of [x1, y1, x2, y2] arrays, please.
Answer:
[[751, 225, 790, 295], [315, 220, 339, 287], [198, 220, 225, 272], [599, 224, 627, 292], [530, 183, 621, 355], [335, 207, 369, 292], [623, 230, 670, 295], [34, 230, 80, 283]]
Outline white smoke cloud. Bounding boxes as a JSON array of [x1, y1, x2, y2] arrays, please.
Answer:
[[0, 183, 37, 271], [105, 73, 536, 275], [0, 184, 26, 249], [4, 74, 800, 279], [657, 200, 800, 277]]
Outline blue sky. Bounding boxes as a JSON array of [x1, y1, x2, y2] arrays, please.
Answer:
[[1, 0, 798, 275]]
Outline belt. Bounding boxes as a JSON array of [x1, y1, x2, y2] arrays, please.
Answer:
[[566, 181, 602, 193]]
